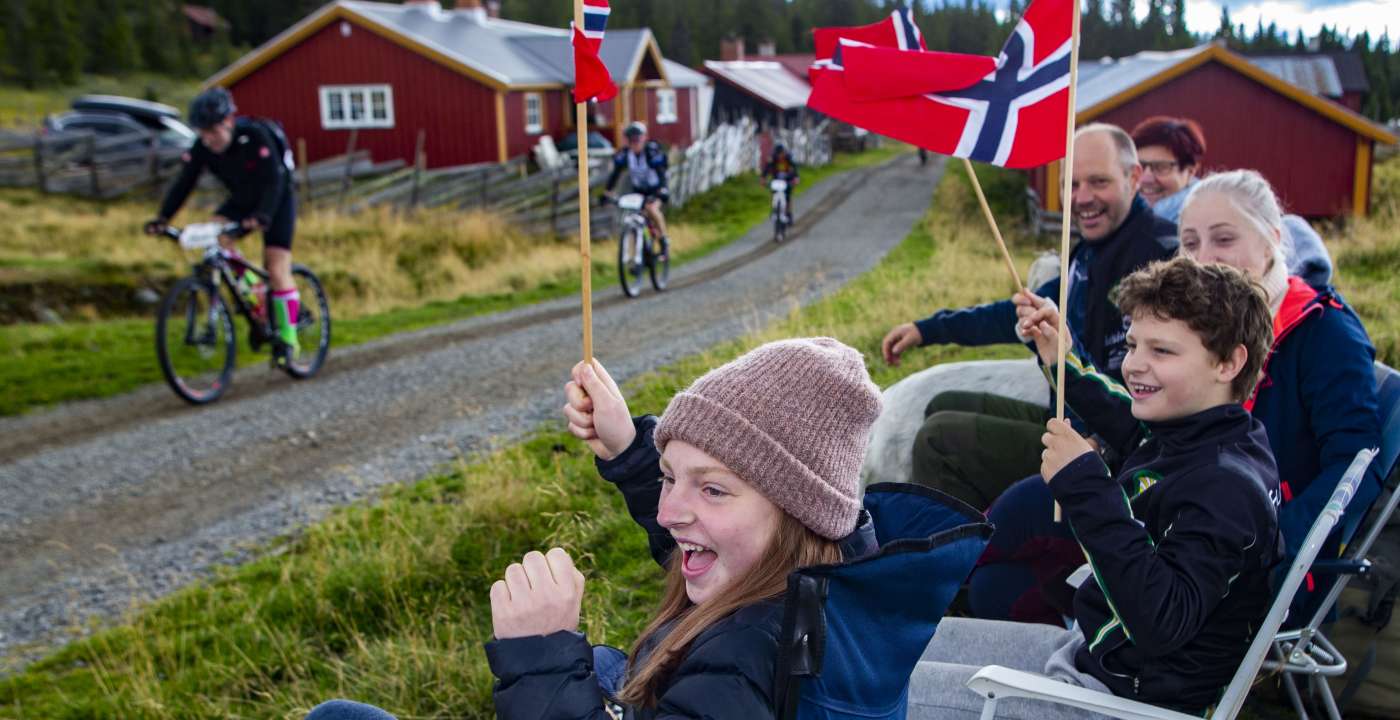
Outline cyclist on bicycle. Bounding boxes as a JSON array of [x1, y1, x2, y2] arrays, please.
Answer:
[[761, 142, 800, 224], [144, 87, 301, 362], [603, 121, 670, 261]]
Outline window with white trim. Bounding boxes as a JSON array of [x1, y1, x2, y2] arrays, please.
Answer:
[[524, 92, 543, 134], [319, 85, 394, 129], [655, 88, 678, 124]]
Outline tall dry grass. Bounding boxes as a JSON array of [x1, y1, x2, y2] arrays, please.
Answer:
[[0, 190, 701, 319]]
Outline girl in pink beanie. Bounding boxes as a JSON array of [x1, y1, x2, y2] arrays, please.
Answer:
[[488, 338, 884, 719]]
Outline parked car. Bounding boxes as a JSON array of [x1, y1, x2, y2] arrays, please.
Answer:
[[41, 95, 195, 156], [556, 130, 615, 155]]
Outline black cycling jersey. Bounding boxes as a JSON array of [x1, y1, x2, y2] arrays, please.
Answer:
[[159, 117, 291, 231]]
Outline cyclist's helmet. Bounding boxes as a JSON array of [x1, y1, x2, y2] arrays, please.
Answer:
[[624, 121, 648, 139], [189, 87, 236, 130], [773, 142, 789, 156]]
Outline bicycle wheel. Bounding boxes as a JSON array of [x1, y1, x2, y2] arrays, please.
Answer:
[[618, 227, 644, 298], [773, 213, 787, 243], [156, 276, 236, 405], [648, 234, 670, 291], [282, 264, 332, 379]]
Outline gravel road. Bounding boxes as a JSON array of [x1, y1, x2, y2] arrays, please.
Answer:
[[0, 152, 943, 666]]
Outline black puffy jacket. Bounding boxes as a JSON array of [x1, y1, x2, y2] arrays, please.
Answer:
[[485, 416, 877, 719]]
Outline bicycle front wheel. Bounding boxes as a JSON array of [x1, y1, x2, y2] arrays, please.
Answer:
[[283, 264, 331, 379], [156, 276, 236, 405], [618, 227, 644, 298]]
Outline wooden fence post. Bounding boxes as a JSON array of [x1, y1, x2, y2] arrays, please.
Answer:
[[33, 132, 47, 194], [479, 165, 490, 206], [297, 138, 310, 205], [338, 128, 358, 212], [549, 169, 561, 237], [409, 129, 426, 210], [87, 134, 100, 198], [147, 132, 160, 198]]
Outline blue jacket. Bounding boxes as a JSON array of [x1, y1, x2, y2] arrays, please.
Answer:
[[1051, 398, 1282, 712], [1247, 278, 1381, 559], [914, 195, 1177, 383], [485, 416, 879, 720]]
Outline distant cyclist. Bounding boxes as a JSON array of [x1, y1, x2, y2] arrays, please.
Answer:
[[604, 121, 670, 261], [144, 87, 301, 362], [761, 143, 800, 224]]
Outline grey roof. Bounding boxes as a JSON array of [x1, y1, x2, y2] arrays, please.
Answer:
[[1076, 46, 1208, 110], [511, 28, 656, 86], [343, 1, 660, 87], [702, 60, 811, 110], [663, 59, 710, 89], [1326, 52, 1371, 93], [1248, 54, 1344, 97]]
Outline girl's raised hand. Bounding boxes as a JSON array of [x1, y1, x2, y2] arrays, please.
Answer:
[[563, 360, 636, 461], [490, 548, 587, 640]]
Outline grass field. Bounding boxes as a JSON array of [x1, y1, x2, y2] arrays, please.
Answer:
[[3, 156, 1395, 718], [0, 146, 902, 415], [0, 74, 209, 128]]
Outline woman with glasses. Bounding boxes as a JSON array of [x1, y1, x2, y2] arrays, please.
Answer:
[[1130, 116, 1206, 223]]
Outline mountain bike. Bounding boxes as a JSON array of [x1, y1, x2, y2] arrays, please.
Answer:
[[769, 178, 791, 243], [154, 222, 331, 404], [609, 193, 669, 298]]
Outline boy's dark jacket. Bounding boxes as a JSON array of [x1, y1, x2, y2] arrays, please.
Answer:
[[486, 416, 877, 719], [915, 195, 1176, 382], [1052, 360, 1284, 711]]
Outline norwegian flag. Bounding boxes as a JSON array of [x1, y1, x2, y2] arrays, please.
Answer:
[[572, 0, 617, 104], [809, 0, 1073, 169]]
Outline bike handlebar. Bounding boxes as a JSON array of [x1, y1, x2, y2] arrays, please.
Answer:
[[154, 222, 249, 241]]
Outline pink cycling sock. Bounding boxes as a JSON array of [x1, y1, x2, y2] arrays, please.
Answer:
[[272, 288, 300, 333]]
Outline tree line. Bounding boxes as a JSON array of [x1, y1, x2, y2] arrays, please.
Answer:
[[2, 0, 1395, 122]]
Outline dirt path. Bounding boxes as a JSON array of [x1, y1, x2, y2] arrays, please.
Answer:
[[0, 153, 943, 663]]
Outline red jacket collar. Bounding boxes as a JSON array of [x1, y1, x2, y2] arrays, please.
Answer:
[[1245, 277, 1323, 412]]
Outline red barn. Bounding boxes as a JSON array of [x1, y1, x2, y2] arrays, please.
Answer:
[[205, 0, 706, 168], [1030, 43, 1397, 218]]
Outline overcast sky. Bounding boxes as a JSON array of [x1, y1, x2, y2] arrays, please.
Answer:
[[1182, 0, 1398, 39]]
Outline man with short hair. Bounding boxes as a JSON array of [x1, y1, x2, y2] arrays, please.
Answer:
[[604, 121, 671, 258], [882, 123, 1178, 509]]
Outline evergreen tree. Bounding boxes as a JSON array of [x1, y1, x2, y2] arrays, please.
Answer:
[[5, 0, 40, 88], [1215, 5, 1233, 41], [91, 0, 139, 74], [1168, 0, 1190, 49], [137, 0, 175, 74], [1141, 0, 1169, 51]]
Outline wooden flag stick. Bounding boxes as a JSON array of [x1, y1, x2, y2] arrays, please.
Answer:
[[961, 157, 1023, 292], [574, 1, 593, 365], [1053, 0, 1083, 523]]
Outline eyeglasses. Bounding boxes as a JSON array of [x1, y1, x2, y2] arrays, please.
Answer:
[[1140, 160, 1179, 175]]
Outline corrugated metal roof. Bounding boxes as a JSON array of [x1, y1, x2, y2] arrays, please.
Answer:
[[702, 60, 811, 110], [345, 0, 658, 87], [1247, 55, 1344, 97], [662, 59, 710, 89], [1076, 46, 1208, 110]]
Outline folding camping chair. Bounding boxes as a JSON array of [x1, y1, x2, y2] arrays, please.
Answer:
[[964, 447, 1379, 720], [775, 483, 994, 720], [1261, 362, 1400, 720]]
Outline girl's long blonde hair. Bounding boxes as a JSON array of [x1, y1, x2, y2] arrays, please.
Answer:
[[616, 510, 843, 708]]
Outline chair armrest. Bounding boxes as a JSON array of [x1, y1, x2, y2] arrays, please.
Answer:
[[965, 666, 1201, 720]]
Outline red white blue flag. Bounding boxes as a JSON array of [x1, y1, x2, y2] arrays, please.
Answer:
[[572, 0, 617, 104], [809, 0, 1072, 169]]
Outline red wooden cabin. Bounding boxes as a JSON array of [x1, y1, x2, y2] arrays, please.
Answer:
[[1030, 44, 1396, 218], [205, 0, 707, 169]]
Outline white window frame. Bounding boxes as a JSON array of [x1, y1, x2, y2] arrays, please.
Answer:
[[524, 92, 544, 135], [319, 84, 394, 130], [655, 88, 678, 125]]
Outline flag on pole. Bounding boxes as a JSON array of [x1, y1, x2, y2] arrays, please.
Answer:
[[809, 0, 1073, 169], [572, 0, 617, 104]]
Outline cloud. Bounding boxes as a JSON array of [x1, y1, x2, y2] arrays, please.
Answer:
[[1184, 0, 1397, 37]]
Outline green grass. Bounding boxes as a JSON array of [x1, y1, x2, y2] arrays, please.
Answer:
[[0, 73, 208, 128], [0, 147, 903, 416]]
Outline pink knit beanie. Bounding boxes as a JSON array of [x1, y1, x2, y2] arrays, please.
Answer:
[[654, 337, 882, 539]]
